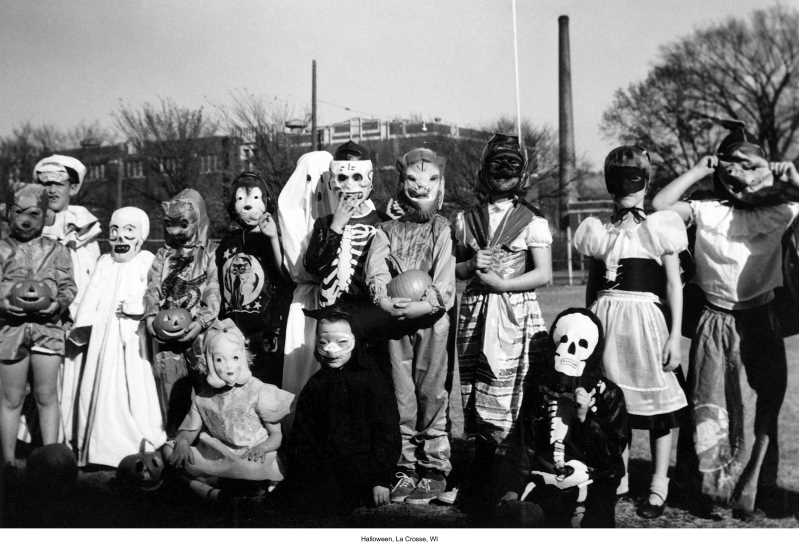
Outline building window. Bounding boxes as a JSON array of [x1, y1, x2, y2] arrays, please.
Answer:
[[87, 164, 106, 181], [125, 160, 143, 179], [239, 145, 256, 170], [199, 154, 219, 174], [159, 157, 178, 173]]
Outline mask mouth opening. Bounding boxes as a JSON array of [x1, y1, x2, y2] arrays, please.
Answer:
[[407, 186, 433, 199], [554, 356, 584, 377], [113, 244, 131, 254]]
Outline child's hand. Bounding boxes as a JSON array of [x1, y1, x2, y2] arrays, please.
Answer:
[[168, 439, 194, 468], [244, 442, 272, 464], [662, 335, 682, 372], [574, 387, 596, 423], [389, 299, 433, 320], [470, 249, 493, 273], [145, 316, 157, 337], [475, 269, 507, 293], [36, 300, 60, 319], [372, 485, 390, 507], [330, 196, 359, 233], [258, 212, 278, 238], [693, 155, 718, 176], [1, 297, 26, 318], [117, 300, 144, 318], [770, 161, 800, 186], [177, 321, 203, 343]]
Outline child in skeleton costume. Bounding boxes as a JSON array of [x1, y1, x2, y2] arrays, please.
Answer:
[[0, 183, 76, 466], [365, 148, 455, 504], [497, 309, 628, 528], [144, 189, 221, 437], [63, 207, 166, 467], [277, 151, 334, 421], [163, 319, 293, 500], [217, 171, 285, 386], [574, 146, 687, 518], [652, 122, 798, 518], [33, 155, 101, 318], [454, 134, 553, 500], [304, 142, 389, 331], [280, 305, 400, 515]]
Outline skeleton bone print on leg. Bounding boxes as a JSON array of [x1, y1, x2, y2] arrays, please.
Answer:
[[319, 223, 376, 307]]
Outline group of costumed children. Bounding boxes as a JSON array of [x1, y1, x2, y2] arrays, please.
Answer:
[[0, 122, 796, 526]]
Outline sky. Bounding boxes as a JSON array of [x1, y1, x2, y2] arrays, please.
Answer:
[[0, 0, 793, 168]]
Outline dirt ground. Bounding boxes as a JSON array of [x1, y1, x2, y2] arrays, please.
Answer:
[[1, 285, 797, 528]]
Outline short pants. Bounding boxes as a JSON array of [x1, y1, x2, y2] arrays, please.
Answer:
[[0, 322, 66, 362]]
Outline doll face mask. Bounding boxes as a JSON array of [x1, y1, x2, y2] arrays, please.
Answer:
[[8, 184, 48, 242], [315, 318, 356, 369], [234, 186, 267, 227], [552, 312, 600, 379], [109, 207, 149, 263], [204, 323, 253, 389], [329, 159, 374, 209]]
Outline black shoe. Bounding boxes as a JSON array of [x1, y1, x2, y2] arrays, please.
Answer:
[[636, 492, 666, 519]]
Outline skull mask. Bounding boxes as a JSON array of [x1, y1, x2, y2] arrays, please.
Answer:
[[109, 207, 149, 263], [395, 148, 446, 222], [328, 140, 374, 214], [203, 320, 252, 389], [548, 308, 604, 391]]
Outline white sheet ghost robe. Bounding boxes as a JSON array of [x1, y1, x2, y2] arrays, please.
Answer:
[[277, 151, 334, 412], [66, 250, 166, 467]]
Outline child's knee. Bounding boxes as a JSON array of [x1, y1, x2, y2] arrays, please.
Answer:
[[0, 389, 26, 410], [32, 384, 58, 406]]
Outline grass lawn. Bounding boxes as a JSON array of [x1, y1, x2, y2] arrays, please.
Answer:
[[2, 284, 797, 528]]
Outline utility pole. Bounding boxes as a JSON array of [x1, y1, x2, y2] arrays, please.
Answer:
[[558, 15, 577, 230], [311, 59, 318, 150]]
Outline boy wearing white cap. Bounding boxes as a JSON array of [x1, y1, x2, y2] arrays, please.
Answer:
[[33, 154, 101, 317]]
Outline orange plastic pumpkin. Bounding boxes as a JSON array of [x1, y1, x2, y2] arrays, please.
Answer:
[[387, 269, 433, 301], [9, 279, 53, 312], [117, 450, 165, 492], [153, 307, 192, 341]]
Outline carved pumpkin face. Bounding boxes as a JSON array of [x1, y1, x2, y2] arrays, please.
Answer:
[[9, 279, 53, 312], [116, 451, 165, 491], [152, 308, 193, 341], [387, 269, 433, 301]]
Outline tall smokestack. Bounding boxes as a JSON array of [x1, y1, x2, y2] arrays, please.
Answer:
[[558, 15, 577, 229]]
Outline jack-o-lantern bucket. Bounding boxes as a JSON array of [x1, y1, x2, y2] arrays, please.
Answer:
[[117, 450, 165, 492], [387, 269, 433, 301], [9, 279, 53, 313], [152, 307, 192, 341]]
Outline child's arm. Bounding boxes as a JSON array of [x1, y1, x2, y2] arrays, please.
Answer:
[[258, 212, 286, 280], [585, 258, 604, 307], [478, 246, 552, 293], [48, 243, 77, 318], [661, 252, 683, 372], [652, 156, 718, 222], [143, 249, 166, 336], [455, 249, 492, 280], [167, 398, 202, 468], [178, 248, 220, 343], [366, 229, 398, 315]]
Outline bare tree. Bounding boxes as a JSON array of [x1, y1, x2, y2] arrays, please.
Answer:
[[601, 5, 799, 189], [113, 97, 220, 200], [216, 90, 303, 194]]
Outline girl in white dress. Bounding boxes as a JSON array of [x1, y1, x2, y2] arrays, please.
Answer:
[[574, 146, 687, 519]]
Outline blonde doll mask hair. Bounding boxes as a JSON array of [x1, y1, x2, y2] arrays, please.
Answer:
[[203, 319, 253, 388]]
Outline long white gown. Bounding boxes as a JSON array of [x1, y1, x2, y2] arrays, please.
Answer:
[[277, 151, 334, 412], [65, 250, 166, 467]]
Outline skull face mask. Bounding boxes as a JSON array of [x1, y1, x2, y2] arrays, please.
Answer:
[[329, 160, 374, 209], [396, 148, 446, 221], [109, 207, 149, 263], [548, 308, 604, 391]]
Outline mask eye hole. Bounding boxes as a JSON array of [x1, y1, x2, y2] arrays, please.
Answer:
[[352, 173, 362, 182], [578, 339, 588, 348], [559, 335, 568, 344], [337, 174, 348, 182]]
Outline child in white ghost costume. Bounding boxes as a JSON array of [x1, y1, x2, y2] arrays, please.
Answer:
[[64, 207, 166, 466], [163, 319, 293, 487], [277, 151, 334, 412], [33, 155, 101, 317]]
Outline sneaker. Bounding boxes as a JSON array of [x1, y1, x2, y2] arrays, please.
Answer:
[[390, 471, 418, 503], [405, 476, 446, 505]]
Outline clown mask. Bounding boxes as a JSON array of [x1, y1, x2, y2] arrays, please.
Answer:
[[204, 324, 252, 389], [109, 207, 149, 263], [717, 148, 775, 204], [162, 200, 198, 250], [315, 318, 355, 369], [552, 311, 600, 379], [329, 159, 374, 212], [7, 183, 48, 242]]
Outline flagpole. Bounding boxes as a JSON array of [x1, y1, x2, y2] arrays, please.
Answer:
[[511, 0, 523, 149]]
